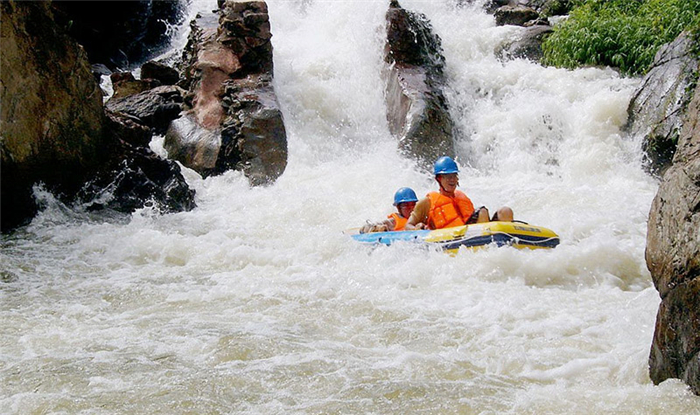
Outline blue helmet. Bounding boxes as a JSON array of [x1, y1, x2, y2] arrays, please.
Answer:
[[434, 156, 459, 175], [393, 187, 418, 206]]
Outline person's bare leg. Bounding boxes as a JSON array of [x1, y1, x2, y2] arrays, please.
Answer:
[[477, 207, 490, 223], [495, 206, 513, 222]]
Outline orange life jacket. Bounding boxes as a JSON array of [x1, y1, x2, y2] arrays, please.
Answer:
[[427, 190, 475, 229], [388, 213, 408, 231]]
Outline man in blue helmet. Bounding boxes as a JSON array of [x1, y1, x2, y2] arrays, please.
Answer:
[[359, 187, 419, 233], [405, 156, 513, 230]]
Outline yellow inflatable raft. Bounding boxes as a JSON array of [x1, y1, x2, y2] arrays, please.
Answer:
[[351, 221, 559, 253]]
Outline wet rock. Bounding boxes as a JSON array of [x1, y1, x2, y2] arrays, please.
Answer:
[[384, 0, 455, 170], [218, 75, 287, 185], [165, 114, 221, 175], [103, 110, 153, 148], [1, 1, 106, 231], [489, 0, 568, 61], [106, 85, 185, 134], [625, 32, 699, 176], [494, 5, 540, 26], [166, 0, 287, 185], [496, 25, 553, 62], [177, 14, 217, 92], [650, 280, 700, 394], [77, 150, 196, 215], [646, 55, 700, 394], [78, 111, 196, 214], [218, 0, 273, 75]]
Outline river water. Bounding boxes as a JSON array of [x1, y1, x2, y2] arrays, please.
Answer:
[[2, 0, 699, 413]]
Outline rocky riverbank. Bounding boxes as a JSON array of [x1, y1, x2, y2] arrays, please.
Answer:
[[0, 0, 698, 395]]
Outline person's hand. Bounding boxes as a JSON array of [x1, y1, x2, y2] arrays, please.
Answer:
[[360, 223, 373, 234], [407, 222, 427, 230], [360, 223, 389, 233]]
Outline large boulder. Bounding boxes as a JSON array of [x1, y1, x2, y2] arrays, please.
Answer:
[[1, 1, 106, 231], [165, 0, 287, 185], [647, 77, 700, 394], [384, 0, 455, 170], [625, 32, 699, 176]]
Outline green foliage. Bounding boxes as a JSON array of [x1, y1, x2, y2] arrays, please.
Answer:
[[542, 0, 700, 76]]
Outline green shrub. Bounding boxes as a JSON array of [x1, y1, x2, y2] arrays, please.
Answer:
[[542, 0, 700, 76]]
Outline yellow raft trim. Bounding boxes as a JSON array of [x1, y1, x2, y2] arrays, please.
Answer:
[[424, 221, 560, 252]]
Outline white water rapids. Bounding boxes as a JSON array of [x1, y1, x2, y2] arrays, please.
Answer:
[[2, 0, 700, 413]]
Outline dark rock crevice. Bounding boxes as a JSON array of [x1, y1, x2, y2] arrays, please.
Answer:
[[50, 0, 186, 70]]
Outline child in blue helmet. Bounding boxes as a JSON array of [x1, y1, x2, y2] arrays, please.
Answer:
[[359, 187, 419, 233]]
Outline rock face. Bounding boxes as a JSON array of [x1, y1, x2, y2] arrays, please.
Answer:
[[625, 32, 699, 176], [1, 1, 106, 231], [384, 0, 455, 169], [165, 0, 287, 185], [644, 32, 700, 394], [1, 1, 195, 232], [646, 77, 700, 394]]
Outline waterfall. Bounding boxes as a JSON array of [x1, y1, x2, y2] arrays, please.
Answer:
[[3, 0, 699, 413]]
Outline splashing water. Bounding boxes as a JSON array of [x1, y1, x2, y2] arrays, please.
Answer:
[[2, 0, 699, 413]]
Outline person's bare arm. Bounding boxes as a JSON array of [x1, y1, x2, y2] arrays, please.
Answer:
[[405, 198, 429, 230]]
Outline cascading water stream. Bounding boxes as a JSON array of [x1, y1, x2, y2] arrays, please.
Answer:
[[2, 0, 700, 413]]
